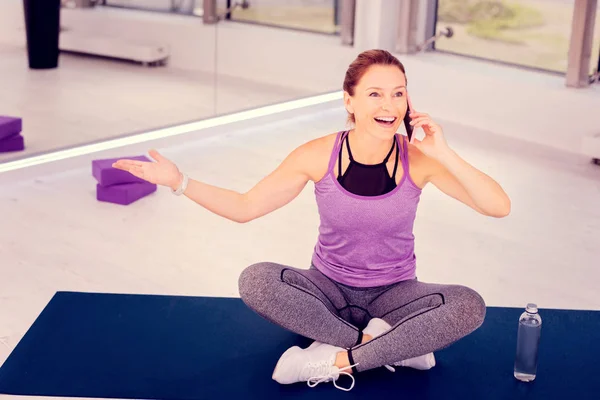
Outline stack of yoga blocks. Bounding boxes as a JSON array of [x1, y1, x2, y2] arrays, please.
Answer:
[[0, 116, 25, 153], [92, 156, 156, 205]]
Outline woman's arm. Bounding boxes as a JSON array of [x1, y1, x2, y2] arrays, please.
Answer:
[[113, 141, 319, 223], [427, 150, 511, 217], [180, 144, 313, 223], [409, 111, 511, 218]]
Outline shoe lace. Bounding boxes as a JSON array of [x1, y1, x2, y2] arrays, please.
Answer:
[[305, 361, 358, 392]]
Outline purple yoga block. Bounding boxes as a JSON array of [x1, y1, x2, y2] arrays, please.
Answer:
[[92, 155, 150, 186], [0, 133, 25, 153], [0, 116, 22, 141], [96, 181, 157, 205]]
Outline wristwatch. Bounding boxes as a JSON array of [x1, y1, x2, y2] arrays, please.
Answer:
[[171, 172, 189, 196]]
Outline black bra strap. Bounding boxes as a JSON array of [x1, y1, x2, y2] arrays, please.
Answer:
[[391, 136, 400, 180], [382, 136, 396, 163], [338, 132, 345, 177], [345, 134, 355, 162], [339, 132, 398, 179]]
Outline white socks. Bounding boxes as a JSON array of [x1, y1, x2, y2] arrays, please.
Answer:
[[362, 317, 436, 371], [362, 318, 393, 339]]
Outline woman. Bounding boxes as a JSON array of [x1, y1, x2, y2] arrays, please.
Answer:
[[113, 49, 510, 391]]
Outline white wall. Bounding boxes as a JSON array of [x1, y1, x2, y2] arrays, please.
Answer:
[[353, 0, 404, 52], [353, 0, 431, 54]]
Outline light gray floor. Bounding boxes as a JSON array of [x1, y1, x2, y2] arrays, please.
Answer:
[[1, 105, 599, 399]]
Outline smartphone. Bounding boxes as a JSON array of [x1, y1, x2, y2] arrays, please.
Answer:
[[404, 93, 414, 142]]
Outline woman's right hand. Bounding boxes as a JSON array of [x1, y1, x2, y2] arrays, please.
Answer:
[[112, 149, 182, 190]]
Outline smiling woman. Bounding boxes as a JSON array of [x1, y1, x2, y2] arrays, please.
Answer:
[[342, 50, 407, 128], [113, 48, 510, 392]]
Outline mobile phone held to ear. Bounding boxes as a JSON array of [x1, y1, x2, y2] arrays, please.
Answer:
[[403, 107, 413, 142], [404, 92, 414, 142]]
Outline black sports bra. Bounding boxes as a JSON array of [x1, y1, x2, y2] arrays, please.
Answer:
[[337, 133, 399, 196]]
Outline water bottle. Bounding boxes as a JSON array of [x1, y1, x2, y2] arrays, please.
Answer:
[[514, 303, 542, 382]]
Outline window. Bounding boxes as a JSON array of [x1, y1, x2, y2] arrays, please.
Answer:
[[227, 0, 339, 34], [591, 18, 600, 77], [101, 0, 340, 34], [434, 0, 586, 73], [103, 0, 202, 16]]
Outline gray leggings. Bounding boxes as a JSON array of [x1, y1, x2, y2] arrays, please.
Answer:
[[238, 262, 486, 373]]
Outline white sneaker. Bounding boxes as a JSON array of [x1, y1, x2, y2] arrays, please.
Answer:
[[272, 343, 357, 391], [363, 317, 436, 372]]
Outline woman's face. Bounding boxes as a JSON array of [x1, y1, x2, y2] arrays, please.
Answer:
[[344, 64, 408, 139]]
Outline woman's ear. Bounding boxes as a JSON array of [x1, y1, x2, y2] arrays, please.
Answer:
[[343, 91, 354, 115]]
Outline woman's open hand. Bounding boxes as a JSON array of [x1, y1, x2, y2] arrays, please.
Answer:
[[112, 149, 182, 190]]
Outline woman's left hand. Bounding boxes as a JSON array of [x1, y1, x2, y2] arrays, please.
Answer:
[[408, 111, 450, 160]]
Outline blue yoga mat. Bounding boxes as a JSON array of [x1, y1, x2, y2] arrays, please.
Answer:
[[0, 292, 598, 399]]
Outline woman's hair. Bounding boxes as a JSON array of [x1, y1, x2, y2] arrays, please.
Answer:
[[343, 49, 407, 125]]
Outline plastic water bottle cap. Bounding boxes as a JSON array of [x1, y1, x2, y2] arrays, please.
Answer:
[[526, 303, 538, 314]]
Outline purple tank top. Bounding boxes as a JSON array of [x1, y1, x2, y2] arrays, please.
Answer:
[[311, 130, 422, 287]]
